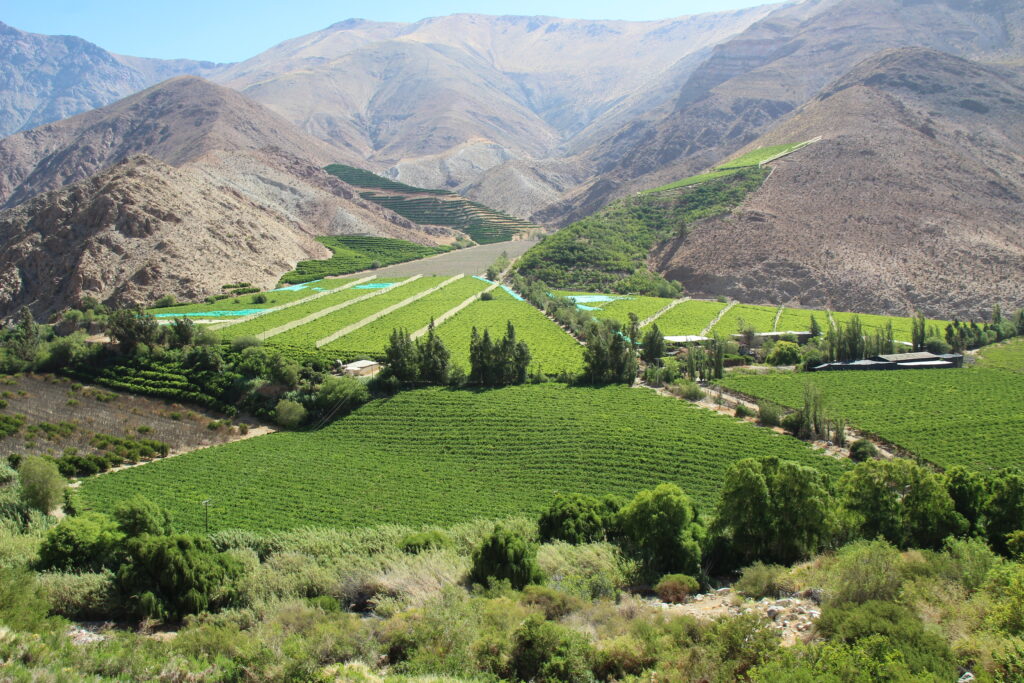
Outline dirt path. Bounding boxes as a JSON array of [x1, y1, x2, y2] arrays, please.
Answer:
[[209, 275, 376, 331], [258, 276, 419, 341], [701, 300, 736, 336], [68, 425, 276, 488], [640, 297, 690, 328], [316, 274, 463, 347], [640, 379, 899, 463]]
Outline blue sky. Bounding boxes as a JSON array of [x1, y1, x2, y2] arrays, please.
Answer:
[[3, 0, 773, 63]]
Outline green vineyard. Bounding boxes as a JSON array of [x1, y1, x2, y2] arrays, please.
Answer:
[[76, 384, 847, 532], [325, 164, 453, 195], [279, 235, 448, 284], [718, 367, 1024, 474]]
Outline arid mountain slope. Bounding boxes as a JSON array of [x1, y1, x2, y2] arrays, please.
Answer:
[[652, 48, 1024, 320], [0, 77, 457, 315], [0, 156, 330, 317], [0, 21, 218, 138], [548, 0, 1024, 225], [211, 10, 776, 193]]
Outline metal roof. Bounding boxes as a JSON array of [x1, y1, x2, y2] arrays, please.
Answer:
[[876, 352, 940, 362]]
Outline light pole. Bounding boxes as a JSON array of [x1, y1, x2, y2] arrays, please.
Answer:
[[201, 499, 211, 533]]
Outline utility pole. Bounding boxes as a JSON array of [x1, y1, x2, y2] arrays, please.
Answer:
[[202, 499, 211, 533]]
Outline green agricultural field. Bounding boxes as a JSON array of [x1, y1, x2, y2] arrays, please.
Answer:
[[776, 308, 827, 334], [77, 384, 846, 532], [645, 141, 812, 194], [323, 277, 489, 357], [976, 338, 1024, 373], [325, 165, 454, 195], [646, 299, 729, 336], [712, 304, 778, 335], [436, 288, 585, 375], [830, 310, 949, 343], [554, 291, 674, 327], [216, 280, 401, 340], [719, 368, 1024, 473], [268, 277, 448, 350], [148, 279, 355, 317], [279, 236, 447, 284]]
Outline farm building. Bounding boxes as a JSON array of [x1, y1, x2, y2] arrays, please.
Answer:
[[665, 335, 711, 345], [340, 360, 381, 377], [811, 351, 963, 372]]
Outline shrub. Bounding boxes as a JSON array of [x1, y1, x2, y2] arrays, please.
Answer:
[[734, 403, 754, 419], [826, 540, 906, 605], [655, 573, 700, 603], [18, 455, 65, 514], [36, 513, 125, 572], [113, 495, 173, 537], [616, 483, 704, 581], [0, 460, 16, 486], [510, 614, 594, 683], [274, 399, 307, 428], [521, 584, 585, 619], [676, 380, 705, 401], [399, 530, 452, 554], [757, 401, 781, 427], [154, 294, 176, 308], [38, 570, 119, 620], [480, 290, 495, 301], [848, 438, 878, 462], [766, 341, 801, 366], [924, 337, 952, 354], [538, 494, 608, 544], [734, 562, 792, 599], [780, 410, 804, 436], [469, 525, 543, 590], [230, 335, 262, 352]]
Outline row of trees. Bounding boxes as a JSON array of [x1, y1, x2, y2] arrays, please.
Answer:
[[526, 456, 1024, 584]]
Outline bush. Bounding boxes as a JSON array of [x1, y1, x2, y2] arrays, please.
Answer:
[[734, 404, 754, 419], [616, 483, 704, 581], [480, 290, 495, 301], [18, 455, 66, 514], [521, 584, 585, 619], [655, 573, 700, 603], [676, 380, 705, 401], [0, 460, 16, 485], [538, 494, 609, 545], [154, 294, 176, 308], [510, 614, 594, 683], [274, 399, 307, 428], [399, 530, 452, 554], [766, 341, 801, 366], [757, 401, 781, 427], [38, 570, 119, 620], [848, 438, 878, 462], [924, 337, 952, 354], [469, 525, 543, 590], [734, 562, 792, 599], [230, 335, 262, 352], [36, 513, 125, 572], [114, 495, 173, 537], [826, 540, 906, 605]]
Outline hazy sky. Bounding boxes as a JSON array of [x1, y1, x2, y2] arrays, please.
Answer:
[[3, 0, 774, 63]]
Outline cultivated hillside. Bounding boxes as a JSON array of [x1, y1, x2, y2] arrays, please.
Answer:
[[545, 0, 1024, 224], [0, 156, 329, 317], [0, 21, 218, 137], [653, 48, 1024, 319]]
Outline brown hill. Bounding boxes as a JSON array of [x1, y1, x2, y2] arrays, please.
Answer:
[[0, 21, 219, 138], [652, 48, 1024, 320], [0, 155, 330, 317], [0, 77, 457, 315], [548, 0, 1024, 225]]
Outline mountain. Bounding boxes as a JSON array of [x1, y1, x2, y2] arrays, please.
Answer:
[[209, 11, 777, 196], [548, 0, 1024, 225], [0, 77, 458, 315], [651, 48, 1024, 319], [0, 21, 220, 138]]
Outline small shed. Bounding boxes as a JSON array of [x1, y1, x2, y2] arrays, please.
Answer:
[[664, 335, 711, 345], [340, 359, 381, 377]]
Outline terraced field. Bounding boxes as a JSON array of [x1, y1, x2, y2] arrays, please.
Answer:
[[279, 236, 447, 284], [555, 292, 673, 327], [776, 308, 827, 334], [646, 299, 729, 336], [269, 277, 447, 351], [325, 165, 453, 195], [215, 279, 399, 340], [977, 338, 1024, 374], [646, 140, 814, 194], [77, 384, 847, 532], [719, 368, 1024, 473], [149, 279, 354, 317], [324, 277, 490, 356], [436, 288, 585, 375], [711, 304, 778, 335]]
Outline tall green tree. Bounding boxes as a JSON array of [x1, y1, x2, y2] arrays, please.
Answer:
[[985, 470, 1024, 556], [384, 328, 419, 383], [641, 324, 666, 366], [107, 307, 159, 353], [616, 483, 704, 580], [943, 466, 987, 537], [713, 457, 832, 566], [18, 455, 66, 514], [839, 459, 965, 549], [415, 320, 450, 385], [583, 319, 638, 384], [469, 525, 543, 590]]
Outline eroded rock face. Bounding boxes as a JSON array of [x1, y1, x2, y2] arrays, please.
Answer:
[[0, 156, 331, 317], [655, 49, 1024, 320]]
